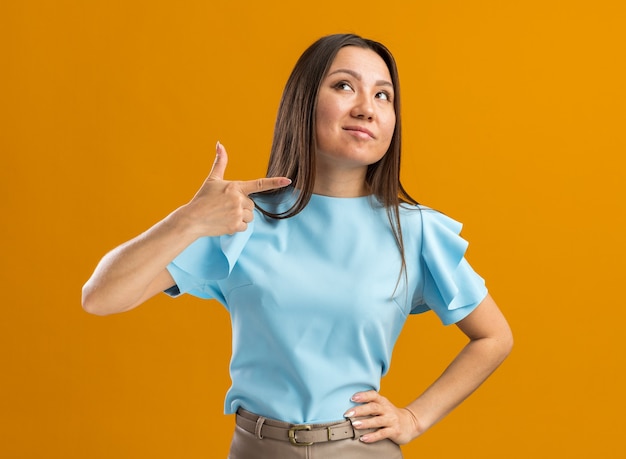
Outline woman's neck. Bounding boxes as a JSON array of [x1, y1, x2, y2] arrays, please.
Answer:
[[313, 174, 371, 198], [313, 164, 369, 197]]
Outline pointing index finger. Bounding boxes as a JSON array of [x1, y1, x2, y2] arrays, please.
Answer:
[[239, 177, 292, 195]]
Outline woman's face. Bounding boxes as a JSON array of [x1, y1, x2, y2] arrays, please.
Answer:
[[315, 46, 396, 174]]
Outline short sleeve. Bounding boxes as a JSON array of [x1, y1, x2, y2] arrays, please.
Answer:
[[165, 220, 254, 299], [411, 209, 488, 325]]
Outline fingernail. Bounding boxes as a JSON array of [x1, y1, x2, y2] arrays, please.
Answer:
[[344, 410, 355, 418], [351, 420, 362, 427], [351, 394, 362, 402], [216, 141, 221, 151], [360, 435, 369, 442]]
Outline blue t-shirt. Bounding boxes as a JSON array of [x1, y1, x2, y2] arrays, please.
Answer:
[[166, 189, 487, 423]]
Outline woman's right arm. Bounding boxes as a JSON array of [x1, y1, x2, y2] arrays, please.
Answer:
[[81, 143, 291, 316]]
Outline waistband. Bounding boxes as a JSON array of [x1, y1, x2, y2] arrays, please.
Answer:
[[235, 408, 374, 446]]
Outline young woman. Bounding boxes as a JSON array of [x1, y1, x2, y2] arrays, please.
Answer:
[[82, 34, 513, 458]]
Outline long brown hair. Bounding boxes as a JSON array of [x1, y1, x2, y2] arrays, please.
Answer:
[[258, 33, 419, 277]]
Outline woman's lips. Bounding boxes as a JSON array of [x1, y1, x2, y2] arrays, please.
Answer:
[[343, 126, 375, 139]]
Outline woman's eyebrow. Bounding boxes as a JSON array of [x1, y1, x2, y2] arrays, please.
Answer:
[[327, 68, 393, 88]]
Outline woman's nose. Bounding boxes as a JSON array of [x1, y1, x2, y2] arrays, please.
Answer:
[[350, 95, 375, 120]]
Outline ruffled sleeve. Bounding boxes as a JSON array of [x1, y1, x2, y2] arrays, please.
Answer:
[[411, 209, 487, 325], [164, 220, 254, 299]]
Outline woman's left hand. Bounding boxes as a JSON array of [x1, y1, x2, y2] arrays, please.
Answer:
[[343, 391, 421, 445]]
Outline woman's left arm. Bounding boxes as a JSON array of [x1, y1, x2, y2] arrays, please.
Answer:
[[345, 294, 513, 445]]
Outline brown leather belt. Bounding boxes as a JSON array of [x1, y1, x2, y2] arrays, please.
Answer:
[[236, 408, 371, 446]]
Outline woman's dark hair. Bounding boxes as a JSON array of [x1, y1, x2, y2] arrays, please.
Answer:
[[259, 33, 418, 279]]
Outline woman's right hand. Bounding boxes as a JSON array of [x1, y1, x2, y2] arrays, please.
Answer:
[[82, 142, 290, 315], [181, 142, 291, 238]]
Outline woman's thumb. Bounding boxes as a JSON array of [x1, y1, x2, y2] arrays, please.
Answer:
[[208, 141, 228, 180]]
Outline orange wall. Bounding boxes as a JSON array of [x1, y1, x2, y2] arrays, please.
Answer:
[[2, 1, 625, 457]]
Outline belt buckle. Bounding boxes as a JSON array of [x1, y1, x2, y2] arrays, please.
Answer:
[[288, 424, 313, 446]]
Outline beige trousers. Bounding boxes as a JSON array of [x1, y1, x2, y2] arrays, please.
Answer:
[[228, 418, 403, 459]]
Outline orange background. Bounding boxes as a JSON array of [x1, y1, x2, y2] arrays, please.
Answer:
[[2, 1, 625, 457]]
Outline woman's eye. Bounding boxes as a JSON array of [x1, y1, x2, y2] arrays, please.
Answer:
[[376, 91, 392, 101], [335, 82, 352, 91]]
